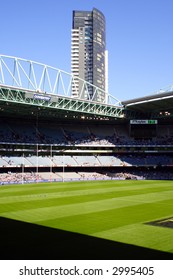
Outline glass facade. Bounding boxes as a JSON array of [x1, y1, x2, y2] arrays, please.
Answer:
[[71, 8, 106, 102]]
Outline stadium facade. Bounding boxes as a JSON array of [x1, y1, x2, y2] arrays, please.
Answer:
[[71, 8, 108, 103]]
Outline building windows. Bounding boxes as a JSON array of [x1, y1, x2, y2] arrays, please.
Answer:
[[71, 8, 107, 102]]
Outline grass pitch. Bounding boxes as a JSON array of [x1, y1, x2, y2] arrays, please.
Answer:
[[0, 180, 173, 255]]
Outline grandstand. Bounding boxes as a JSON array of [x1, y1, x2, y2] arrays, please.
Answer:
[[0, 55, 173, 184], [1, 55, 173, 261]]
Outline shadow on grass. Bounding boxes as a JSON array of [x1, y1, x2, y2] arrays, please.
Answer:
[[0, 217, 172, 260]]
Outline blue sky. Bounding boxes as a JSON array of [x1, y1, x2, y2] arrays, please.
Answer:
[[1, 0, 173, 101]]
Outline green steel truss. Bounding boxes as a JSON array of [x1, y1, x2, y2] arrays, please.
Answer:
[[0, 54, 124, 119], [0, 85, 124, 118]]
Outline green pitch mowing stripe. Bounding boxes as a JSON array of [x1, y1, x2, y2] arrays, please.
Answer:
[[0, 180, 173, 253]]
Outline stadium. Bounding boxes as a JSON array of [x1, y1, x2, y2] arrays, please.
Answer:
[[0, 55, 173, 260]]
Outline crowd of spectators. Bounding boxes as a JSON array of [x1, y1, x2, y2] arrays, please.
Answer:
[[108, 170, 173, 180], [0, 120, 173, 146], [79, 172, 110, 180], [1, 169, 173, 185], [0, 120, 173, 184], [0, 172, 42, 184]]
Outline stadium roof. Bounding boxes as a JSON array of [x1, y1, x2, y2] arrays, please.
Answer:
[[0, 55, 124, 120], [122, 90, 173, 117], [1, 55, 173, 120], [0, 85, 124, 121]]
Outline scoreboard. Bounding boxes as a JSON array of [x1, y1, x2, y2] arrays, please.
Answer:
[[130, 120, 158, 125], [130, 120, 158, 139]]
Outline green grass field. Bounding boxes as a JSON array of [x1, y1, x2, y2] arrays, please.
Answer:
[[0, 180, 173, 254]]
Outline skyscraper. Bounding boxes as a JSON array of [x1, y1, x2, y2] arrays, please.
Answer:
[[71, 8, 107, 103]]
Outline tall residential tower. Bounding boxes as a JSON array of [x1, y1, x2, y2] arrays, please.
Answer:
[[71, 8, 108, 103]]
